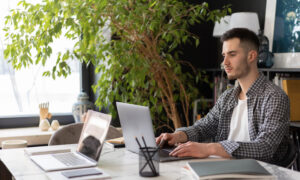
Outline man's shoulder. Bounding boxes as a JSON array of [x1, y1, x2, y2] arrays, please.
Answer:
[[217, 86, 236, 102], [222, 87, 235, 96], [263, 80, 288, 98]]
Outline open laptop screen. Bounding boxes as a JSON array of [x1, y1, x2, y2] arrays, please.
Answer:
[[77, 110, 111, 161], [116, 102, 157, 154]]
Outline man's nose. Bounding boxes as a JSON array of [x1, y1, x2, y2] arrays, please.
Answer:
[[223, 56, 229, 65]]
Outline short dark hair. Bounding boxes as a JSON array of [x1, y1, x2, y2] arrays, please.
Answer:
[[220, 28, 259, 52]]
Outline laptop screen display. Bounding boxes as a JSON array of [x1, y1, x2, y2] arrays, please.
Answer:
[[116, 102, 157, 153], [77, 110, 111, 161]]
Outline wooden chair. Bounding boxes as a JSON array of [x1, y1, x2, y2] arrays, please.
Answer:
[[48, 123, 122, 145]]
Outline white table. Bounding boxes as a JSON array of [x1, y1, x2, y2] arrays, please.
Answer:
[[1, 144, 300, 180]]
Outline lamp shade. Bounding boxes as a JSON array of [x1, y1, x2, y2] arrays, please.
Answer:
[[229, 12, 260, 34], [213, 16, 231, 37]]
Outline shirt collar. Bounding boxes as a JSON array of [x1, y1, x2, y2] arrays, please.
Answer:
[[246, 72, 265, 97], [232, 72, 265, 100]]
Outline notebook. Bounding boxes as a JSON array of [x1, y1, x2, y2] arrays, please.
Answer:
[[187, 159, 274, 179], [116, 102, 193, 162], [30, 110, 112, 171]]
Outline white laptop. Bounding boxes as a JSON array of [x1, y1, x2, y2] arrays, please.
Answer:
[[116, 102, 193, 162], [30, 110, 111, 171]]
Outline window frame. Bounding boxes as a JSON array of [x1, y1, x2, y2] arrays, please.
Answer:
[[0, 63, 95, 128]]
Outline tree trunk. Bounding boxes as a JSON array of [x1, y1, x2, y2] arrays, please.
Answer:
[[170, 104, 182, 129]]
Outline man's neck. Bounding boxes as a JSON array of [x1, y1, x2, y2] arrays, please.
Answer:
[[238, 70, 260, 100]]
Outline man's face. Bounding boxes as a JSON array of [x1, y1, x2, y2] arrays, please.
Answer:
[[222, 38, 250, 80]]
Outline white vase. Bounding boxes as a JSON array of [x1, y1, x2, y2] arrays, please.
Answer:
[[72, 91, 94, 123], [51, 120, 60, 131], [39, 119, 50, 131]]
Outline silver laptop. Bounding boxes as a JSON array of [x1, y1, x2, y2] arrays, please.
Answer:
[[30, 110, 111, 171], [116, 102, 193, 162]]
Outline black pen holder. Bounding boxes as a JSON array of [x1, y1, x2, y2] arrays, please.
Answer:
[[139, 147, 159, 177]]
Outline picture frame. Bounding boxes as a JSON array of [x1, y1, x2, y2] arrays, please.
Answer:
[[264, 0, 300, 68]]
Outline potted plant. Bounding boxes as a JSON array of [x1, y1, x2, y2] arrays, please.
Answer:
[[3, 0, 230, 131]]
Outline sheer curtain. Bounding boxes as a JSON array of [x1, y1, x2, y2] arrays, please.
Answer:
[[0, 0, 80, 116]]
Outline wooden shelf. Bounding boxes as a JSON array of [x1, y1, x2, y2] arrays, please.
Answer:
[[0, 126, 62, 147]]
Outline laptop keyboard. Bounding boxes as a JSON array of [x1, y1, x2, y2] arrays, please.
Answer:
[[159, 147, 175, 157], [159, 149, 170, 158], [52, 153, 90, 167]]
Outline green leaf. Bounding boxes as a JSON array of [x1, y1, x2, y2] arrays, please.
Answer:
[[195, 38, 199, 47], [3, 0, 229, 132], [42, 71, 51, 77], [150, 1, 157, 8]]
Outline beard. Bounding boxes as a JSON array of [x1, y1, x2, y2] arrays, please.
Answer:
[[225, 56, 250, 80], [225, 65, 250, 80], [227, 74, 237, 80], [224, 66, 236, 80]]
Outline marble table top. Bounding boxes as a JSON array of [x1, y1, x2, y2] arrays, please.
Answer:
[[1, 144, 300, 180]]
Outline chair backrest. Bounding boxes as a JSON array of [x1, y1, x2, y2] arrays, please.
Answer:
[[279, 139, 298, 169], [48, 123, 122, 146], [48, 123, 84, 146]]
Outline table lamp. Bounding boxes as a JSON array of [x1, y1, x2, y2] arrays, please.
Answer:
[[229, 12, 260, 35], [213, 16, 231, 37], [213, 12, 260, 37]]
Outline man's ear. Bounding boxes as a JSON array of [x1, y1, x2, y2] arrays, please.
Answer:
[[248, 50, 258, 63]]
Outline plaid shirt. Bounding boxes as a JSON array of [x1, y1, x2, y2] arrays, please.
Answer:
[[177, 73, 290, 165]]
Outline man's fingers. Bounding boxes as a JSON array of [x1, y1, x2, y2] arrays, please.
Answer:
[[177, 151, 190, 157], [170, 145, 188, 157], [158, 139, 166, 148], [162, 133, 170, 140], [156, 133, 178, 146], [170, 143, 185, 155], [156, 133, 168, 144], [156, 134, 164, 144]]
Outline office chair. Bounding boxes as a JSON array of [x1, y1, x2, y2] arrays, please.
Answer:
[[279, 139, 298, 170], [48, 123, 122, 145]]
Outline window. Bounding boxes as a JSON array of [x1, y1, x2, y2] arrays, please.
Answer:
[[0, 0, 83, 127]]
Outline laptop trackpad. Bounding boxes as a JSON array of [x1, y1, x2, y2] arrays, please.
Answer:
[[161, 147, 175, 153], [159, 146, 175, 157], [31, 155, 66, 169]]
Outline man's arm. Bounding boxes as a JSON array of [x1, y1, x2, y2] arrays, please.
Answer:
[[170, 141, 231, 158], [167, 92, 230, 158], [175, 91, 227, 142]]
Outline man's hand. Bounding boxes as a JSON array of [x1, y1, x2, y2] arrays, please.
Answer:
[[156, 131, 188, 147], [169, 142, 231, 158], [169, 141, 211, 158]]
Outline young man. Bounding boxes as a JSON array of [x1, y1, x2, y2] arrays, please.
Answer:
[[156, 28, 290, 165]]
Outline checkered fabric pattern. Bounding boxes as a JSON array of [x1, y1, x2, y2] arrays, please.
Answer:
[[177, 73, 290, 165]]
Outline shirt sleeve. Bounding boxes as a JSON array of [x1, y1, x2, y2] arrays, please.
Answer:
[[219, 93, 290, 162], [175, 93, 225, 142]]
